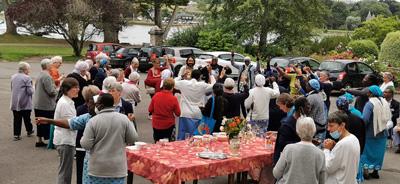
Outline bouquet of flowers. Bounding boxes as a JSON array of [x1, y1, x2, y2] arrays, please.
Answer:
[[220, 116, 247, 139]]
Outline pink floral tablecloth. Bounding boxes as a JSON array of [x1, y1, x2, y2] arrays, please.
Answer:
[[126, 138, 274, 184]]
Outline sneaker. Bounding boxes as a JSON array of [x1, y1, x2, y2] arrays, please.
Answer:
[[35, 142, 47, 147], [27, 130, 34, 137], [13, 136, 21, 141]]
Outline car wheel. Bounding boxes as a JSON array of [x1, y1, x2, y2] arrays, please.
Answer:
[[174, 65, 183, 77]]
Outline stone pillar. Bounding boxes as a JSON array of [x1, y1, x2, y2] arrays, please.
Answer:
[[148, 26, 164, 46]]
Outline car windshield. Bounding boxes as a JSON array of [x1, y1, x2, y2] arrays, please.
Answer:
[[116, 48, 125, 53], [319, 62, 345, 72], [179, 49, 205, 58], [197, 54, 213, 60], [270, 58, 289, 67]]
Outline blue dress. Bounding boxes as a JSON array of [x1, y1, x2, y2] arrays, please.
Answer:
[[358, 102, 388, 182]]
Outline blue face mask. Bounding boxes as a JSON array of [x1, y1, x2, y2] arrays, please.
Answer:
[[330, 130, 341, 139]]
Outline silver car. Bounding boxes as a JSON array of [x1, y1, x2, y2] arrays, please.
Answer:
[[163, 47, 205, 76]]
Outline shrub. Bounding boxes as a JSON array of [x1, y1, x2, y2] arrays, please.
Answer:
[[318, 35, 351, 54], [347, 39, 379, 58], [352, 16, 400, 46], [166, 26, 202, 47], [196, 28, 243, 52], [379, 31, 400, 67]]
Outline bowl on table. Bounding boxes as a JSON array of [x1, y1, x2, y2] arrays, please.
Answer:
[[135, 142, 147, 150]]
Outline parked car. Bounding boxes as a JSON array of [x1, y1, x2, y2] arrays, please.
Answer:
[[319, 59, 380, 90], [85, 43, 122, 61], [203, 51, 256, 78], [109, 46, 140, 68], [162, 47, 206, 76], [270, 57, 320, 72], [137, 46, 165, 72]]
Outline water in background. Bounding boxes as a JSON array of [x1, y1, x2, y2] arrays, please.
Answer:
[[0, 23, 187, 45]]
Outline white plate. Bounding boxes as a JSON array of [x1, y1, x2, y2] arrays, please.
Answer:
[[126, 146, 138, 150], [135, 142, 147, 146]]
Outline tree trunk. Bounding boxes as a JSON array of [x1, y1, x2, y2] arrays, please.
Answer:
[[258, 0, 269, 59], [103, 27, 119, 43], [154, 0, 162, 28], [162, 5, 178, 40], [72, 44, 82, 57], [3, 0, 18, 35]]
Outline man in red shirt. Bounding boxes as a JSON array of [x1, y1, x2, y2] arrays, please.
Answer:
[[148, 78, 181, 142]]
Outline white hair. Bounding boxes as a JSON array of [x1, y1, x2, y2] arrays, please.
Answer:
[[383, 72, 394, 81], [109, 69, 120, 79], [18, 62, 30, 73], [40, 59, 51, 70], [224, 78, 235, 88], [102, 76, 117, 92], [129, 71, 140, 82], [109, 81, 123, 92], [50, 56, 63, 64], [131, 57, 139, 64], [85, 59, 94, 68], [95, 52, 110, 63], [74, 60, 89, 74], [296, 116, 316, 142]]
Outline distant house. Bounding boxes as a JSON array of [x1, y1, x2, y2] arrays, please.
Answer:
[[175, 13, 194, 22]]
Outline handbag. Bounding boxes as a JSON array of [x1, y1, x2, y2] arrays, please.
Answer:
[[195, 96, 216, 135]]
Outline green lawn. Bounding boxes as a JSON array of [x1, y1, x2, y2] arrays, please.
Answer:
[[0, 44, 81, 61], [0, 34, 87, 62]]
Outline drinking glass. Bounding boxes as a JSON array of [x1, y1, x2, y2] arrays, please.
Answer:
[[185, 133, 192, 146], [203, 134, 211, 152], [265, 135, 272, 150]]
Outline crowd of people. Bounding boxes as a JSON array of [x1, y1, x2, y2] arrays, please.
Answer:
[[9, 51, 400, 184]]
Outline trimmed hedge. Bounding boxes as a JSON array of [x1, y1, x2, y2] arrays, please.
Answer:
[[347, 39, 379, 58], [379, 31, 400, 67]]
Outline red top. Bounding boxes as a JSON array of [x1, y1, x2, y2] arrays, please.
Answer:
[[144, 67, 166, 93], [148, 90, 181, 129]]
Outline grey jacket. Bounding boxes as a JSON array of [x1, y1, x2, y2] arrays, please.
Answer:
[[307, 92, 327, 132], [273, 142, 326, 184], [33, 71, 58, 111], [10, 73, 34, 111], [81, 108, 138, 178]]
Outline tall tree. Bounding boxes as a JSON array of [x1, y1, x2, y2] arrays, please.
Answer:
[[132, 0, 189, 40], [92, 0, 129, 43], [328, 1, 350, 29], [8, 0, 101, 56], [1, 0, 17, 35], [352, 0, 392, 20], [206, 0, 327, 58]]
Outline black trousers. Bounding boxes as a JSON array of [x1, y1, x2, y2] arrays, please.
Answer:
[[75, 150, 85, 184], [241, 102, 247, 118], [13, 110, 33, 136], [34, 109, 54, 140], [153, 125, 175, 143]]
